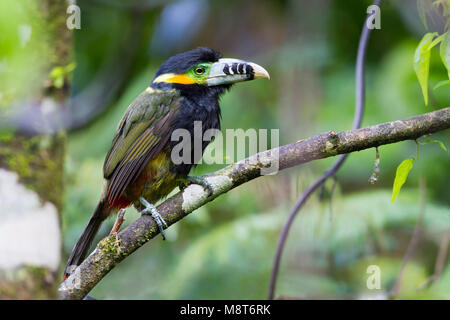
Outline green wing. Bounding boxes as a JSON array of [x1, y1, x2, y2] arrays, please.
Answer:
[[103, 89, 181, 205]]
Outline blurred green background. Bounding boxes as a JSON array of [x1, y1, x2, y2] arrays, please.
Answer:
[[2, 0, 450, 299]]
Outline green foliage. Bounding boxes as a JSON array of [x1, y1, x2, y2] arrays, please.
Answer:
[[439, 30, 450, 77], [0, 0, 50, 105], [414, 1, 450, 96], [433, 79, 450, 89], [391, 136, 447, 203], [391, 158, 415, 203], [89, 189, 450, 299], [60, 1, 450, 299], [421, 139, 448, 152], [413, 32, 443, 105], [279, 189, 450, 299], [49, 63, 75, 89]]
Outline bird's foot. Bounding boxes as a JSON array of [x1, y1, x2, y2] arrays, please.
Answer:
[[179, 176, 214, 197], [139, 197, 168, 240], [109, 209, 126, 253], [188, 176, 214, 197], [109, 209, 126, 235]]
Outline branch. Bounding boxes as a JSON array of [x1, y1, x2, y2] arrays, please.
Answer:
[[58, 107, 450, 299]]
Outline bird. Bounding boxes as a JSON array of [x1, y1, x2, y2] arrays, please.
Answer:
[[63, 47, 270, 280]]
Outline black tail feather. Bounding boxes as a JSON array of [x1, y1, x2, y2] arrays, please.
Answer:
[[63, 201, 109, 280]]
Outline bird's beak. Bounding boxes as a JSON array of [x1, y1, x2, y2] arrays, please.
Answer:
[[206, 58, 270, 86]]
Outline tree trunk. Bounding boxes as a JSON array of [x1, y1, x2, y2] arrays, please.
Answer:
[[0, 0, 71, 299]]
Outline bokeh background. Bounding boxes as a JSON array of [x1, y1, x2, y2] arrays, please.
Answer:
[[1, 0, 450, 299]]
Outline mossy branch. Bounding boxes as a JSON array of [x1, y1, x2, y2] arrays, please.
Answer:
[[59, 107, 450, 300]]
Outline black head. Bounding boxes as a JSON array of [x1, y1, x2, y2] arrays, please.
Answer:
[[153, 47, 222, 80], [150, 47, 270, 96], [156, 48, 270, 176]]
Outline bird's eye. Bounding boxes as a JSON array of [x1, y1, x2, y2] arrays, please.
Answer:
[[194, 66, 205, 75]]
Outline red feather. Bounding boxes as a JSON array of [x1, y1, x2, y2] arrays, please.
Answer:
[[109, 195, 132, 209]]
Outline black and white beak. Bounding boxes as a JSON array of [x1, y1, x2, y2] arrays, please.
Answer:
[[206, 58, 270, 86]]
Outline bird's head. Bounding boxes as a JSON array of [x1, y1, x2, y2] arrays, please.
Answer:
[[150, 47, 270, 95]]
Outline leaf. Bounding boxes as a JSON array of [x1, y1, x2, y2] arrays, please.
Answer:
[[433, 79, 450, 89], [49, 66, 64, 79], [414, 32, 438, 105], [64, 62, 76, 73], [53, 77, 64, 89], [391, 159, 415, 203], [429, 32, 446, 49], [422, 139, 448, 151], [440, 30, 450, 78], [49, 63, 75, 89]]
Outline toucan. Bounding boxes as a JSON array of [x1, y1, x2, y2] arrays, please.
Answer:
[[63, 47, 270, 280]]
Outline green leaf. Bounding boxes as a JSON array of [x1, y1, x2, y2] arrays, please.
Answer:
[[53, 77, 64, 89], [49, 66, 64, 79], [433, 79, 450, 89], [414, 32, 438, 105], [422, 139, 448, 152], [429, 32, 446, 49], [440, 30, 450, 78], [64, 62, 76, 73], [49, 63, 75, 89], [391, 159, 415, 203]]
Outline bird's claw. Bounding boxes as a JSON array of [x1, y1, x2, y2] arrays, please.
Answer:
[[139, 197, 167, 240], [180, 176, 214, 197]]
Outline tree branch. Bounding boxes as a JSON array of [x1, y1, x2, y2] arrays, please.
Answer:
[[58, 107, 450, 300]]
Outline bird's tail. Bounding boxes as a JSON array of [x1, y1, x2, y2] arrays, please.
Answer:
[[63, 201, 110, 281]]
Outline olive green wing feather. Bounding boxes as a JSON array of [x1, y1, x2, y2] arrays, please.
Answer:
[[103, 89, 181, 206]]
